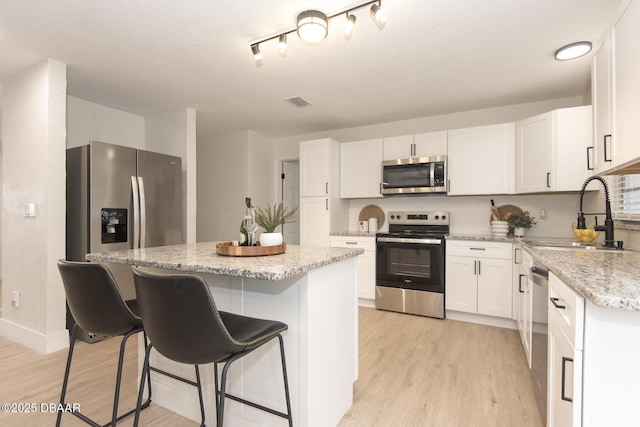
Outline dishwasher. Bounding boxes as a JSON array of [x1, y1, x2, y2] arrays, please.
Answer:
[[530, 262, 549, 424]]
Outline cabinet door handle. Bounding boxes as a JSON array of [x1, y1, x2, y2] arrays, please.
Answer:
[[478, 260, 481, 275], [519, 274, 525, 293], [514, 247, 521, 264], [550, 297, 566, 310], [561, 356, 573, 402], [325, 199, 328, 210], [325, 182, 329, 194], [473, 260, 477, 275], [546, 172, 551, 188], [470, 247, 486, 251], [603, 134, 612, 162], [586, 146, 594, 171]]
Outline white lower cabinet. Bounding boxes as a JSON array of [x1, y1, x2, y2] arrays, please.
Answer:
[[330, 236, 376, 301], [513, 245, 533, 367], [446, 241, 512, 318], [548, 273, 584, 427]]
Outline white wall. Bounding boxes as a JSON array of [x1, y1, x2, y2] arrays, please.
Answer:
[[66, 96, 145, 149], [197, 130, 275, 242], [1, 59, 68, 353], [146, 108, 197, 243], [197, 130, 249, 241]]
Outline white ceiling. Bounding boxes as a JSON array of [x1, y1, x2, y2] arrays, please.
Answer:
[[0, 0, 621, 140]]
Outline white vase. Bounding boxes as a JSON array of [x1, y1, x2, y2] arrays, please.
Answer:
[[514, 227, 525, 238], [259, 232, 283, 247]]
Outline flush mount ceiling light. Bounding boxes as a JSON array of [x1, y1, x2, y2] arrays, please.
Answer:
[[249, 0, 387, 62], [554, 41, 593, 61]]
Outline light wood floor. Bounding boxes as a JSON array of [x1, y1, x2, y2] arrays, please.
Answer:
[[0, 308, 543, 426]]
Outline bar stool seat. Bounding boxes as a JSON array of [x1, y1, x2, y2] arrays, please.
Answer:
[[132, 268, 293, 427], [56, 259, 152, 427]]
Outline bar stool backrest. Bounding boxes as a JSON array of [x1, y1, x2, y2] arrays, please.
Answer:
[[57, 260, 140, 336], [132, 268, 245, 365]]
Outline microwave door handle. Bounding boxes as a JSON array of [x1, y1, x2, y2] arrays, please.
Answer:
[[430, 162, 435, 186]]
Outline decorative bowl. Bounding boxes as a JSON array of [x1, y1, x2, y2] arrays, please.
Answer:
[[572, 224, 599, 243]]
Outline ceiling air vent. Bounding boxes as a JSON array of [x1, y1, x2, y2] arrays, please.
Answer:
[[285, 96, 311, 108]]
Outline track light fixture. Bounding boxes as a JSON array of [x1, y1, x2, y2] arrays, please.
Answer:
[[249, 0, 387, 62]]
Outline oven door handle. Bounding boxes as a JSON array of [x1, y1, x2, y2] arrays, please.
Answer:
[[377, 237, 443, 245]]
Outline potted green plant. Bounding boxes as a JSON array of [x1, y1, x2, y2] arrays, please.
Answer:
[[507, 211, 537, 237], [256, 202, 298, 246]]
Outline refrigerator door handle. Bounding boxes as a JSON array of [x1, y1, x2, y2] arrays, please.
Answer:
[[131, 176, 140, 249], [138, 176, 147, 248]]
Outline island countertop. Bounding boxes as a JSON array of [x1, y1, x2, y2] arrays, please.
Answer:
[[86, 241, 364, 281]]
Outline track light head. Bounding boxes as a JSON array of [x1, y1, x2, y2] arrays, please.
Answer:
[[278, 34, 288, 53], [297, 10, 329, 43], [370, 3, 387, 24], [344, 13, 357, 35], [251, 44, 262, 62]]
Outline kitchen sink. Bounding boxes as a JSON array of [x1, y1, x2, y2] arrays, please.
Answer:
[[523, 239, 622, 251]]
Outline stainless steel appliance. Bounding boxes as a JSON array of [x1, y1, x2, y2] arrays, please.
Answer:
[[381, 156, 447, 195], [531, 261, 549, 424], [66, 140, 183, 341], [375, 211, 449, 318]]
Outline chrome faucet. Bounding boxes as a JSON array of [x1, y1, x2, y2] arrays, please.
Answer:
[[577, 175, 620, 248]]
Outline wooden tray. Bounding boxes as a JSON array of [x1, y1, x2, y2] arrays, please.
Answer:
[[216, 242, 286, 257]]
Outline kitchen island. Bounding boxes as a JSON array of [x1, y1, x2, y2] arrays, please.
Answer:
[[87, 242, 363, 427]]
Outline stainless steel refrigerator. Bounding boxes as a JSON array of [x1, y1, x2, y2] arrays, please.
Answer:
[[66, 140, 183, 341]]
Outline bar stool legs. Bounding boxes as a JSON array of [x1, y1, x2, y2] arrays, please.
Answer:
[[216, 334, 293, 427], [56, 324, 152, 427]]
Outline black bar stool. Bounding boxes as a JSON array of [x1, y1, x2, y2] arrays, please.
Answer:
[[132, 268, 293, 427], [56, 260, 152, 427]]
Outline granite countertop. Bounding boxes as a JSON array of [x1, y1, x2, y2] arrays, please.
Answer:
[[86, 241, 364, 281], [524, 244, 640, 311], [447, 234, 515, 243], [330, 231, 377, 237]]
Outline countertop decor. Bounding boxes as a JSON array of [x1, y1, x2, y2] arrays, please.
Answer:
[[359, 205, 385, 228], [215, 241, 286, 257]]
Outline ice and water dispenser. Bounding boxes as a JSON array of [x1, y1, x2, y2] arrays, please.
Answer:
[[101, 208, 128, 243]]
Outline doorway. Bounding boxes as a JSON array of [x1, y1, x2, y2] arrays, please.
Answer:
[[279, 159, 300, 245]]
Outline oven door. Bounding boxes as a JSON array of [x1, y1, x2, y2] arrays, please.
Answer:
[[376, 236, 445, 293]]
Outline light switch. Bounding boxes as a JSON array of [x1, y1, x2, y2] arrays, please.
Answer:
[[24, 203, 36, 217]]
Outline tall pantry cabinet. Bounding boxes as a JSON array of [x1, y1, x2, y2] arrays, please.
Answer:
[[300, 138, 348, 246]]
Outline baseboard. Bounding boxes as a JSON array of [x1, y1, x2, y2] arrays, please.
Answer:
[[0, 318, 68, 354], [358, 298, 375, 308], [445, 310, 517, 330]]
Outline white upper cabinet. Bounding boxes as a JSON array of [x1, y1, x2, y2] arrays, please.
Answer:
[[611, 0, 640, 172], [300, 138, 340, 197], [516, 106, 592, 194], [592, 32, 612, 175], [382, 131, 447, 160], [340, 139, 383, 199], [592, 0, 640, 174], [382, 134, 414, 160], [447, 123, 516, 195]]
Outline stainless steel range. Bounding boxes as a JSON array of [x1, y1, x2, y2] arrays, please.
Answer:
[[375, 211, 449, 319]]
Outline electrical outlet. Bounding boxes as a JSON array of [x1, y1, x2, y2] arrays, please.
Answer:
[[23, 203, 36, 217], [540, 209, 547, 220], [11, 291, 20, 308]]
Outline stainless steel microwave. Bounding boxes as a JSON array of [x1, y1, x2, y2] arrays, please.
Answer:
[[381, 156, 447, 195]]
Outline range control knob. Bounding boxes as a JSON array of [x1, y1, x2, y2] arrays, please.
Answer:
[[435, 215, 440, 220], [442, 215, 447, 220]]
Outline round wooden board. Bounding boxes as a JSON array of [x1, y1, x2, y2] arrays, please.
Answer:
[[359, 205, 385, 228], [216, 242, 286, 256]]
